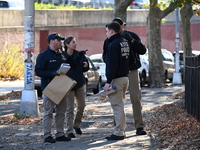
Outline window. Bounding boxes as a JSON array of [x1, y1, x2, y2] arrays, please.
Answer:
[[0, 1, 9, 8]]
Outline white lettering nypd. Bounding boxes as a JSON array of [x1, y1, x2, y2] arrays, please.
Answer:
[[120, 42, 130, 58]]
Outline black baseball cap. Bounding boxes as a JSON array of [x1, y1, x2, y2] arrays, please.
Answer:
[[112, 17, 126, 25], [47, 33, 65, 42]]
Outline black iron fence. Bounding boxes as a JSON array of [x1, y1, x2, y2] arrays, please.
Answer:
[[185, 55, 200, 122]]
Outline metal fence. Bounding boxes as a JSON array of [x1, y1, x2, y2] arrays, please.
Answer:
[[185, 55, 200, 122]]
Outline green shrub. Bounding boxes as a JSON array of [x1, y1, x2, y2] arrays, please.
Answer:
[[0, 43, 24, 80], [34, 2, 113, 10]]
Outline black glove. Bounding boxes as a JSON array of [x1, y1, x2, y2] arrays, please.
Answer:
[[122, 31, 133, 42], [78, 49, 88, 56]]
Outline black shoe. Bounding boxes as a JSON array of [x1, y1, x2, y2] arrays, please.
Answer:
[[44, 136, 56, 143], [136, 127, 147, 135], [56, 135, 71, 141], [73, 126, 82, 135], [68, 133, 76, 138], [105, 134, 125, 140]]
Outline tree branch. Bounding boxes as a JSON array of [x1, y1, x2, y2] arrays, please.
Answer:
[[161, 3, 177, 19]]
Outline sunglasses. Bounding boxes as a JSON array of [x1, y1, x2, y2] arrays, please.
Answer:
[[54, 33, 62, 38]]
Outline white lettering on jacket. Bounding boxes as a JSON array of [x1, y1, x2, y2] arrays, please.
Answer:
[[49, 60, 56, 62], [120, 42, 130, 59]]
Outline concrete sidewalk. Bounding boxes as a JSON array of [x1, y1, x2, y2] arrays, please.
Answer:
[[0, 80, 24, 95], [0, 83, 185, 150]]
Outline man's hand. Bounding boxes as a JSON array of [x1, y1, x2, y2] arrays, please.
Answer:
[[78, 49, 88, 56], [104, 83, 111, 92], [52, 71, 60, 76], [83, 61, 88, 68], [123, 31, 133, 42]]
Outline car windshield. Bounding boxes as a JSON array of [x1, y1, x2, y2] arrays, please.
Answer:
[[162, 50, 174, 62]]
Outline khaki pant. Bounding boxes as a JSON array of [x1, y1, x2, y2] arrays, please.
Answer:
[[42, 94, 67, 138], [65, 85, 86, 134], [108, 77, 129, 136], [128, 70, 144, 129]]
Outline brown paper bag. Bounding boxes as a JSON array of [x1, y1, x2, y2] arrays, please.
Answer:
[[43, 74, 77, 105]]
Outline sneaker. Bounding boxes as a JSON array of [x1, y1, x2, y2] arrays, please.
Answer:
[[73, 126, 82, 135], [105, 134, 125, 140], [68, 133, 76, 138], [44, 136, 56, 143], [136, 127, 147, 135], [56, 135, 71, 141]]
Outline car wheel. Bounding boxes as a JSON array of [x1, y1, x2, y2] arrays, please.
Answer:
[[140, 71, 146, 87], [93, 79, 102, 94]]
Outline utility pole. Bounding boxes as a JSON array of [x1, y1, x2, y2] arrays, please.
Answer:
[[20, 0, 40, 117], [172, 8, 182, 85]]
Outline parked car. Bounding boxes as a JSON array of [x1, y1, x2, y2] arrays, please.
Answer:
[[0, 0, 24, 9], [68, 0, 91, 8], [89, 53, 150, 87], [99, 0, 114, 8], [140, 49, 175, 84], [84, 56, 102, 94], [173, 50, 200, 80], [130, 0, 149, 9], [34, 56, 102, 96], [139, 53, 149, 87], [161, 49, 175, 81], [89, 53, 106, 84], [38, 0, 60, 5]]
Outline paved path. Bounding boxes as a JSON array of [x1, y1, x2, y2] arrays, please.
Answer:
[[0, 82, 185, 150], [0, 80, 24, 95]]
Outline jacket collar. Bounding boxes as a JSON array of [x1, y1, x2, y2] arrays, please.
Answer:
[[108, 33, 121, 42]]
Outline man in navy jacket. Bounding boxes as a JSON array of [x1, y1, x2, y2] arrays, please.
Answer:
[[104, 22, 130, 140], [112, 18, 147, 135], [35, 33, 71, 143]]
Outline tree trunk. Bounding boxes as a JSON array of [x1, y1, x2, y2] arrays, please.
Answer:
[[148, 0, 164, 87], [114, 0, 133, 22], [180, 3, 193, 82], [147, 0, 176, 87], [180, 3, 193, 57], [147, 5, 165, 87]]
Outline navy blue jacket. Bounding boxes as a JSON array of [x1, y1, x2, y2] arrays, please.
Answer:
[[35, 46, 69, 90], [66, 50, 89, 90], [125, 30, 146, 70], [103, 30, 146, 70], [105, 33, 130, 84]]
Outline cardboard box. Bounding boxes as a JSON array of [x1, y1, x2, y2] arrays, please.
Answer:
[[43, 74, 77, 105]]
